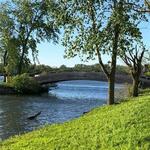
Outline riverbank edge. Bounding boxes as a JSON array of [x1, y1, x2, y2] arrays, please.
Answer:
[[0, 89, 150, 149], [0, 85, 16, 95], [0, 84, 49, 95]]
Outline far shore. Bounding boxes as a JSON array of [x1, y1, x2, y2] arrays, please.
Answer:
[[0, 73, 132, 95]]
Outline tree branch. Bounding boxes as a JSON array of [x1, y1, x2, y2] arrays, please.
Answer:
[[125, 1, 150, 13], [96, 47, 109, 77], [121, 54, 132, 68]]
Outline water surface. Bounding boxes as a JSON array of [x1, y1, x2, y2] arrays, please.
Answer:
[[0, 80, 124, 140]]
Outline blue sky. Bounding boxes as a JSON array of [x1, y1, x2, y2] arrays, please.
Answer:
[[0, 0, 150, 67]]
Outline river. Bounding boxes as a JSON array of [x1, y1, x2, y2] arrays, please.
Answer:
[[0, 80, 125, 140]]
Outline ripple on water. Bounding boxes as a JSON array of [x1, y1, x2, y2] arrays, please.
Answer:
[[0, 80, 124, 140]]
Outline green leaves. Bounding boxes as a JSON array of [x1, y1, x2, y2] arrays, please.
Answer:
[[9, 73, 41, 94], [57, 0, 144, 63], [0, 0, 60, 75], [53, 0, 148, 104]]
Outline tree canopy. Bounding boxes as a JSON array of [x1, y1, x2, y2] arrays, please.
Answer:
[[0, 0, 59, 75], [53, 0, 146, 104]]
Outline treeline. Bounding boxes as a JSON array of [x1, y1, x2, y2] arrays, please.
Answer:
[[26, 64, 129, 75], [0, 63, 129, 75]]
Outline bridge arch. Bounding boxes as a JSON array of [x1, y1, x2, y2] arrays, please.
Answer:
[[35, 72, 132, 85]]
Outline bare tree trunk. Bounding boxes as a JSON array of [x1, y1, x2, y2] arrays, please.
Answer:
[[132, 74, 140, 97], [18, 45, 26, 75], [18, 35, 30, 75], [3, 50, 8, 82], [107, 56, 117, 104], [108, 76, 115, 105], [107, 23, 119, 105], [3, 74, 7, 82], [18, 53, 24, 75]]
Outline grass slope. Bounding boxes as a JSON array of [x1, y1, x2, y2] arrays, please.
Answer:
[[0, 93, 150, 150]]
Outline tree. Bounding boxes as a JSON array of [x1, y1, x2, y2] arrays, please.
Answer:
[[0, 3, 19, 80], [0, 39, 7, 77], [130, 0, 150, 13], [140, 0, 150, 12], [0, 0, 59, 75], [54, 0, 143, 105], [121, 43, 147, 97], [145, 0, 150, 9]]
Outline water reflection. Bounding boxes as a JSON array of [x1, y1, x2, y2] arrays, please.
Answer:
[[50, 80, 124, 100]]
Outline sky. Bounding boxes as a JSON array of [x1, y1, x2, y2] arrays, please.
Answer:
[[0, 0, 150, 67]]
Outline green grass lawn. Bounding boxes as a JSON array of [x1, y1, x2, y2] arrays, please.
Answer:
[[0, 91, 150, 150]]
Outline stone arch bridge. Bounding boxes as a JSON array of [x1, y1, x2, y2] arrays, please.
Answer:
[[35, 72, 132, 85]]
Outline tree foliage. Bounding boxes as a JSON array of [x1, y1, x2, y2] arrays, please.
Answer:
[[0, 0, 59, 75], [54, 0, 145, 104], [9, 73, 41, 94], [121, 42, 148, 96]]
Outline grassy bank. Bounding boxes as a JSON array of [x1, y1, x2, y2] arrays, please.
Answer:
[[0, 91, 150, 149]]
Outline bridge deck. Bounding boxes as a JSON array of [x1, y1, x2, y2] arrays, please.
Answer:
[[35, 72, 132, 85]]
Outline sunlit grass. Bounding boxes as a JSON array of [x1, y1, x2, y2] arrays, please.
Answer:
[[0, 90, 150, 150]]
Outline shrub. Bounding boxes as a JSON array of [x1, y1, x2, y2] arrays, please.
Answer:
[[145, 72, 150, 77], [124, 83, 133, 97], [10, 73, 41, 94]]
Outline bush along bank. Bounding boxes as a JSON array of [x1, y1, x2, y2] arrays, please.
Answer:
[[0, 74, 48, 95], [0, 84, 16, 94]]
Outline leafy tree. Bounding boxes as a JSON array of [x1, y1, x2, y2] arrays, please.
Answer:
[[54, 0, 144, 104], [9, 73, 41, 94], [130, 0, 150, 13], [121, 43, 148, 97], [145, 0, 150, 8], [27, 64, 54, 75], [0, 0, 59, 75], [141, 0, 150, 12], [116, 65, 129, 74], [0, 63, 4, 74], [0, 3, 19, 80]]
